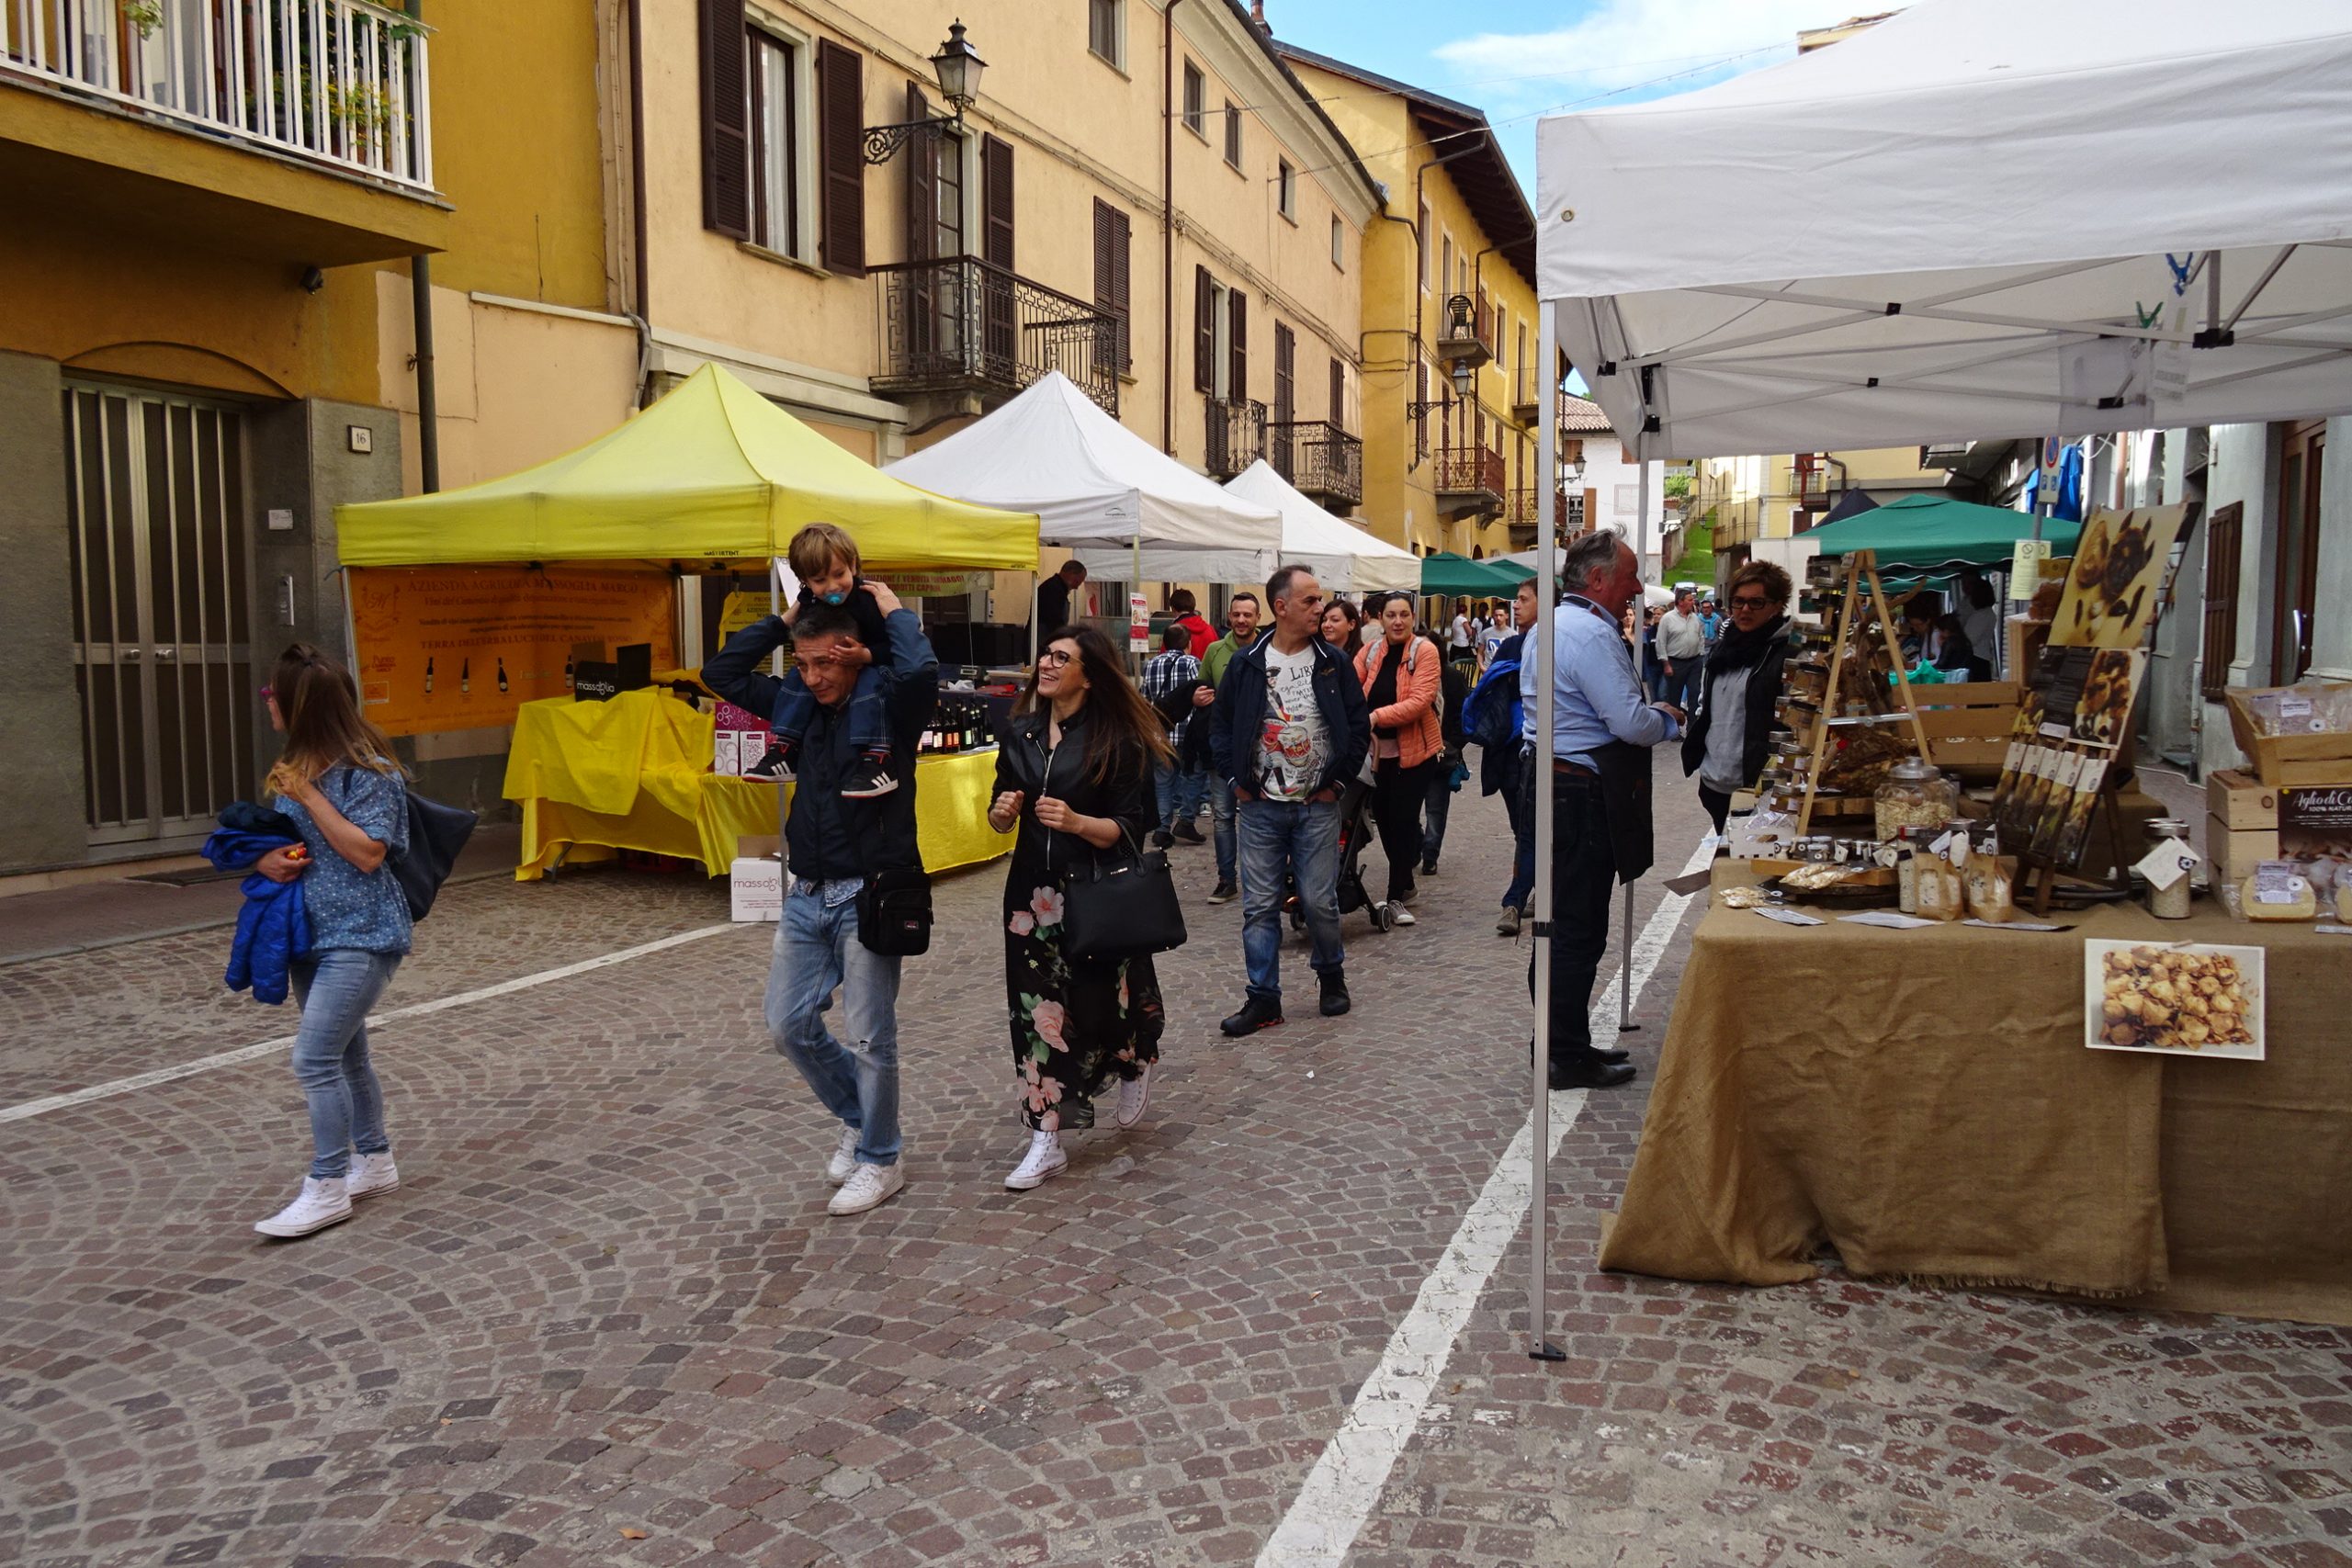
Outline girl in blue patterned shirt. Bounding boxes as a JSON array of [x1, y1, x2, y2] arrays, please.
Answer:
[[249, 644, 413, 1240]]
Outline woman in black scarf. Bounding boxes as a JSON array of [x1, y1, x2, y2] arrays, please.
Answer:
[[1680, 561, 1793, 834]]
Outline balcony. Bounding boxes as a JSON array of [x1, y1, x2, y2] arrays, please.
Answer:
[[871, 255, 1120, 418], [1510, 367, 1540, 424], [1504, 487, 1582, 549], [1204, 394, 1266, 480], [1, 0, 443, 262], [1432, 445, 1504, 520], [1270, 419, 1361, 508], [1433, 292, 1492, 370]]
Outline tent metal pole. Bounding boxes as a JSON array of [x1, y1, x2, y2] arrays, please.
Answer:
[[1527, 300, 1564, 1363], [772, 569, 786, 842], [1620, 452, 1650, 1034]]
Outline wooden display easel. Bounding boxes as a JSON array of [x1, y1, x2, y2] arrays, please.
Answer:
[[1794, 549, 1935, 839]]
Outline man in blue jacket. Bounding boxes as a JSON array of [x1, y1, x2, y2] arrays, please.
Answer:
[[1209, 565, 1370, 1035], [704, 580, 936, 1218]]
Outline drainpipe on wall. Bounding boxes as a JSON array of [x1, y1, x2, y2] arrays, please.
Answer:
[[627, 0, 654, 408], [410, 255, 440, 492], [1161, 0, 1182, 453]]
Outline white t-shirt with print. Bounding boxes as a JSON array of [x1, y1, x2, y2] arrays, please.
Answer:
[[1257, 644, 1330, 802]]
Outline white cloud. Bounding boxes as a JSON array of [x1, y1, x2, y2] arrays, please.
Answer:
[[1433, 0, 1823, 105]]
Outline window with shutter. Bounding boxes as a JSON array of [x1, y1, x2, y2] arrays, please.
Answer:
[[1093, 199, 1132, 372], [2200, 501, 2244, 701], [1193, 265, 1215, 392], [1414, 361, 1429, 457], [1182, 62, 1204, 135], [699, 0, 751, 240], [1276, 160, 1295, 220], [1272, 323, 1294, 423], [1227, 289, 1247, 400], [1223, 101, 1242, 168], [1329, 357, 1344, 429], [815, 39, 865, 274], [981, 135, 1015, 367], [748, 30, 804, 259], [903, 83, 940, 359], [1088, 0, 1124, 68]]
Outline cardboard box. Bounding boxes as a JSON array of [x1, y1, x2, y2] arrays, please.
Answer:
[[729, 833, 785, 922], [715, 701, 772, 739], [2207, 768, 2278, 831], [712, 731, 741, 777]]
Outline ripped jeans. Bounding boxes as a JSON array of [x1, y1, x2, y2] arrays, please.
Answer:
[[765, 878, 903, 1167]]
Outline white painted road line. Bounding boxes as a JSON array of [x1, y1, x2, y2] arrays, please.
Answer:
[[1256, 836, 1717, 1568], [0, 923, 741, 1127]]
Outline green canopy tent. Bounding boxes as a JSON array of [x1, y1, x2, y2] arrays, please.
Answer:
[[1804, 491, 2081, 569], [1418, 552, 1528, 594]]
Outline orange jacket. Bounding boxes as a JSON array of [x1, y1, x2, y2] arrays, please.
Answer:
[[1353, 635, 1443, 768]]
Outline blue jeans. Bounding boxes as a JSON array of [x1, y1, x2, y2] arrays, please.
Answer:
[[1421, 757, 1457, 866], [1209, 781, 1238, 883], [766, 880, 903, 1167], [288, 949, 401, 1180], [1155, 760, 1209, 831], [1238, 796, 1344, 1002], [773, 664, 889, 754]]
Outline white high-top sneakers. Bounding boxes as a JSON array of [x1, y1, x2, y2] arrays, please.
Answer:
[[345, 1153, 401, 1200], [253, 1176, 353, 1238], [825, 1126, 862, 1186], [1003, 1129, 1068, 1190], [1114, 1065, 1152, 1130]]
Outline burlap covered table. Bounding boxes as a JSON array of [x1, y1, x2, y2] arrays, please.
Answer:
[[1600, 872, 2352, 1325]]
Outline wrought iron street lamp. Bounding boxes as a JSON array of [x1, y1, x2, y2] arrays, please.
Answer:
[[1406, 356, 1478, 419], [861, 20, 987, 164]]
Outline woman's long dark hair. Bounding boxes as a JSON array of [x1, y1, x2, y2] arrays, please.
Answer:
[[271, 642, 403, 788], [1014, 624, 1174, 782]]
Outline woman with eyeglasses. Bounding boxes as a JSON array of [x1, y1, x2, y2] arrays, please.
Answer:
[[1680, 561, 1795, 836], [248, 644, 413, 1238], [988, 626, 1171, 1191]]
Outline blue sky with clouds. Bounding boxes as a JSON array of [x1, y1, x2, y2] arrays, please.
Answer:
[[1259, 0, 1830, 195]]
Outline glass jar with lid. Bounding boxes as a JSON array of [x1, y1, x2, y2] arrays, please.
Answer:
[[1874, 755, 1960, 841], [2143, 818, 2194, 919]]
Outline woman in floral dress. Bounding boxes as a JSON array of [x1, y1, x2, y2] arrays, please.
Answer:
[[989, 625, 1170, 1190]]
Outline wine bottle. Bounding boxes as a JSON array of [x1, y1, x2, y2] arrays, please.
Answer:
[[424, 656, 435, 695], [564, 654, 574, 691], [460, 657, 471, 694], [496, 656, 509, 694]]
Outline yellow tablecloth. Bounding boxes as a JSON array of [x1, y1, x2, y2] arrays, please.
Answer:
[[1600, 865, 2352, 1325], [501, 690, 1012, 878]]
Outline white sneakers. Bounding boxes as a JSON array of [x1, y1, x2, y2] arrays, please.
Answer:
[[828, 1161, 905, 1215], [825, 1126, 862, 1185], [1114, 1066, 1152, 1130], [1004, 1129, 1069, 1190], [253, 1176, 353, 1238], [1389, 903, 1418, 927], [345, 1153, 401, 1200]]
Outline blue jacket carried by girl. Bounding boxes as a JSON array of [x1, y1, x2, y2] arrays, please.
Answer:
[[202, 802, 314, 1006]]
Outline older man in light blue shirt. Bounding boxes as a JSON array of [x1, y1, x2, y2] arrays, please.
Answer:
[[1517, 529, 1684, 1090]]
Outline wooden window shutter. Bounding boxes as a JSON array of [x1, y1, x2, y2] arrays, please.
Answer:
[[981, 135, 1014, 267], [699, 0, 751, 240], [1272, 322, 1294, 424], [2200, 501, 2244, 701], [1329, 356, 1344, 427], [903, 82, 937, 263], [1193, 266, 1215, 392], [1228, 288, 1248, 400], [1094, 199, 1132, 371], [1414, 362, 1428, 457], [815, 39, 865, 274], [981, 134, 1015, 366]]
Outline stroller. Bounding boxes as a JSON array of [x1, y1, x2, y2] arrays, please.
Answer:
[[1286, 777, 1397, 933]]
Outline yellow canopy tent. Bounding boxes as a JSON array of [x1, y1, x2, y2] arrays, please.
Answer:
[[335, 362, 1039, 570]]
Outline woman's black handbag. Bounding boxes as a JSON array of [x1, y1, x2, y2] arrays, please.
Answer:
[[856, 866, 933, 956], [1062, 826, 1187, 963], [392, 788, 478, 921]]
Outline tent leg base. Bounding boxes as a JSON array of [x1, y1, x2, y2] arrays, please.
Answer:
[[1619, 1022, 1641, 1033], [1527, 1342, 1567, 1363]]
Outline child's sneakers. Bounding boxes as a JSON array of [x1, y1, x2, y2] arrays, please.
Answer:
[[742, 742, 795, 782], [840, 754, 899, 799]]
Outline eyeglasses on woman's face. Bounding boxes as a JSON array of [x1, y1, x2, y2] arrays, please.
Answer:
[[1728, 594, 1774, 612], [1037, 648, 1077, 668]]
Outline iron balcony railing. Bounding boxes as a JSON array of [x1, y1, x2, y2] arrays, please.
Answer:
[[1204, 394, 1266, 480], [2, 0, 434, 191], [1269, 418, 1361, 507], [871, 255, 1120, 415], [1433, 445, 1505, 502]]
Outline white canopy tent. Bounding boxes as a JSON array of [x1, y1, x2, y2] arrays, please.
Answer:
[[1515, 0, 2352, 1359], [1225, 460, 1421, 594], [1537, 0, 2352, 460], [887, 371, 1283, 585]]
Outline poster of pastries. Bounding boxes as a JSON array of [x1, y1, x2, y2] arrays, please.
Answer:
[[2052, 505, 2188, 649], [2048, 755, 2111, 866], [2085, 941, 2265, 1059], [2067, 649, 2146, 747]]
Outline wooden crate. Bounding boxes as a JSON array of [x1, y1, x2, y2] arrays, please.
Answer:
[[2223, 682, 2352, 787], [1911, 681, 2021, 779]]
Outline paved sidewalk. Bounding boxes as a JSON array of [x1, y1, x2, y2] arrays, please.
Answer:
[[0, 783, 2344, 1568]]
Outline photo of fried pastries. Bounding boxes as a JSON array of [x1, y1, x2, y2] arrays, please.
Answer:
[[2069, 649, 2145, 747], [2052, 505, 2188, 649], [2086, 941, 2264, 1059]]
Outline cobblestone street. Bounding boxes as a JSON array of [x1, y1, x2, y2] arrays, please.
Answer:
[[2, 786, 2346, 1568]]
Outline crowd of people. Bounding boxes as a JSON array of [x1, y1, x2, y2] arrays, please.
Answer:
[[233, 522, 1751, 1234]]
